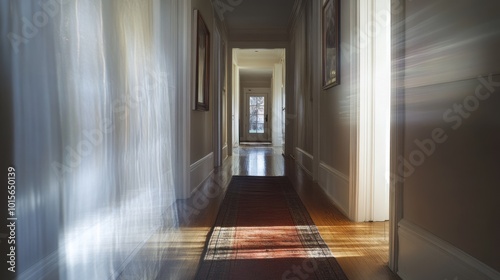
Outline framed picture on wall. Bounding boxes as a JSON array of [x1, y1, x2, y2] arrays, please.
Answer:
[[322, 0, 340, 89], [194, 10, 210, 111]]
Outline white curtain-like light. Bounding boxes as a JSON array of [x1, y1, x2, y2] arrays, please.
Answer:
[[1, 0, 179, 279]]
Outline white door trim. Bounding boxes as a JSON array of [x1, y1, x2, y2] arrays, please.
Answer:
[[176, 0, 191, 199], [389, 0, 406, 272], [242, 88, 272, 142], [352, 0, 391, 222]]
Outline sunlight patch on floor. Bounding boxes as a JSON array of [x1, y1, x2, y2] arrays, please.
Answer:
[[203, 226, 335, 260]]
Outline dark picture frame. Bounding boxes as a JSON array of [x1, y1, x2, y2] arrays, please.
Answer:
[[322, 0, 340, 89], [194, 10, 210, 111]]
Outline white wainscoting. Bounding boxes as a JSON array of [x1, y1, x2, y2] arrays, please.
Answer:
[[398, 219, 500, 280], [189, 152, 214, 196], [318, 162, 350, 217], [295, 147, 313, 175]]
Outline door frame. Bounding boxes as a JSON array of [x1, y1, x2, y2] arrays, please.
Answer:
[[346, 0, 401, 272], [242, 88, 272, 142], [389, 0, 406, 271], [351, 0, 392, 223], [227, 43, 289, 157]]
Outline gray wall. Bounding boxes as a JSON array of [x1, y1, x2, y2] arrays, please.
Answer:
[[401, 0, 500, 271], [320, 0, 352, 175], [190, 0, 214, 164], [293, 6, 314, 156], [289, 0, 352, 176]]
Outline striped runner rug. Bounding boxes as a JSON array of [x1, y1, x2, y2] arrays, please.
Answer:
[[195, 176, 348, 280]]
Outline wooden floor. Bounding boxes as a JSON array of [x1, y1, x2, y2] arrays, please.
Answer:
[[157, 146, 401, 280]]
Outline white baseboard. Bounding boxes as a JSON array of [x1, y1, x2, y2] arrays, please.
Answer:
[[189, 152, 214, 196], [295, 147, 313, 175], [398, 219, 500, 280], [318, 162, 350, 217]]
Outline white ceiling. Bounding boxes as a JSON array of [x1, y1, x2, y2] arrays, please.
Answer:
[[235, 48, 285, 81], [235, 48, 284, 66], [239, 68, 273, 82]]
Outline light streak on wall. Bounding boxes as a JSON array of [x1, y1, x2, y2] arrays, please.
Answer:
[[1, 0, 180, 279]]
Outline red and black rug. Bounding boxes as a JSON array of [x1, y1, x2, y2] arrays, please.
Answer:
[[195, 176, 348, 280]]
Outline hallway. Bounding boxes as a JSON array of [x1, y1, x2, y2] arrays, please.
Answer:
[[171, 147, 399, 279], [2, 0, 499, 279]]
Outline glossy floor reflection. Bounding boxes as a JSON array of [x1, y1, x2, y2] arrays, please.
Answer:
[[231, 146, 285, 176], [147, 146, 399, 280]]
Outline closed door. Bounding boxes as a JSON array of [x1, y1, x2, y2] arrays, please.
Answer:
[[244, 93, 270, 142]]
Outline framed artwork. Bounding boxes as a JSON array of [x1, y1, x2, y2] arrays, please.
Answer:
[[194, 10, 210, 111], [322, 0, 340, 89]]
